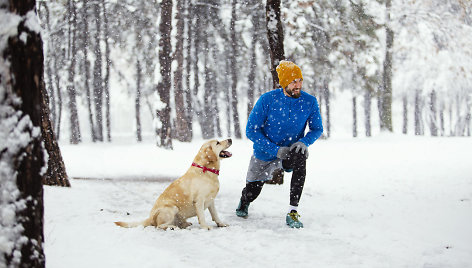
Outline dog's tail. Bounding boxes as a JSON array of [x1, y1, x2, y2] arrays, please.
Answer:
[[114, 218, 152, 228]]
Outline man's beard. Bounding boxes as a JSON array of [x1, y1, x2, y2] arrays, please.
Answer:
[[285, 87, 301, 98]]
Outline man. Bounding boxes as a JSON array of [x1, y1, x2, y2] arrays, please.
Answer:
[[235, 60, 323, 228]]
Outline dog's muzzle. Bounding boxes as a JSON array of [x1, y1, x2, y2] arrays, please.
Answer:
[[219, 151, 232, 158], [219, 139, 232, 158]]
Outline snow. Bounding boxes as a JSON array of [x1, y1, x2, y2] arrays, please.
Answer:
[[44, 136, 472, 267], [0, 9, 21, 52], [0, 110, 41, 267], [1, 67, 41, 267], [25, 10, 43, 35]]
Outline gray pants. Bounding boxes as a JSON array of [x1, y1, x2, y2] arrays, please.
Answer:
[[245, 155, 282, 182], [241, 150, 308, 207]]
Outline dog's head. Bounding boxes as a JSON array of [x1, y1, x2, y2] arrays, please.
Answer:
[[197, 139, 233, 165]]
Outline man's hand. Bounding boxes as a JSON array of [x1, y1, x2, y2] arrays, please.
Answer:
[[290, 142, 308, 158], [277, 146, 291, 160]]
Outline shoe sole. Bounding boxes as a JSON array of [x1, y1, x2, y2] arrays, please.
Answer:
[[236, 213, 248, 219]]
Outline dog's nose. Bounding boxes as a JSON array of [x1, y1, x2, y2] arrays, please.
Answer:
[[227, 138, 232, 145]]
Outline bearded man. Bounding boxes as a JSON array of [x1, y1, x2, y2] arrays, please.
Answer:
[[235, 60, 324, 228]]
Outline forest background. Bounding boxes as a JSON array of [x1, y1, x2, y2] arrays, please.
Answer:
[[1, 0, 472, 266], [37, 0, 472, 146]]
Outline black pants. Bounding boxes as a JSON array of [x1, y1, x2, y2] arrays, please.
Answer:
[[240, 148, 307, 207]]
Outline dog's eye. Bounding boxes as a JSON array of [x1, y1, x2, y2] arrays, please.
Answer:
[[216, 141, 220, 145]]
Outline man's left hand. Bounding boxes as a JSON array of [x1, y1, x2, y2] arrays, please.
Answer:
[[290, 142, 308, 158]]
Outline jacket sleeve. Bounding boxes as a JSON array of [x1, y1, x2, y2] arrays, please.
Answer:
[[299, 97, 323, 146], [246, 95, 280, 158]]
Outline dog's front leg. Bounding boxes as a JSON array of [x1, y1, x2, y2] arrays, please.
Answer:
[[195, 200, 212, 230], [208, 201, 229, 227]]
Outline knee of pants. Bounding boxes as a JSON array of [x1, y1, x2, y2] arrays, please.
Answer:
[[286, 151, 306, 168], [289, 149, 307, 161]]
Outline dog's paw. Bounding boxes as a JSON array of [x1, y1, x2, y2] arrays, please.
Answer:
[[159, 224, 178, 231], [200, 225, 212, 230], [216, 222, 229, 227], [181, 222, 192, 229]]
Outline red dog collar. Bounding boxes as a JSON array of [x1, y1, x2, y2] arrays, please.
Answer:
[[191, 162, 220, 175]]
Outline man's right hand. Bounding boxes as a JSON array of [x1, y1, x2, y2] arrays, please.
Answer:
[[276, 146, 291, 160]]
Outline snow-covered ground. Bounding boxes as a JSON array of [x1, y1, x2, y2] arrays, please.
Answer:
[[44, 135, 472, 268]]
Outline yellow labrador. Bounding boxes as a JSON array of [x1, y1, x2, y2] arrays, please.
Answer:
[[115, 139, 232, 230]]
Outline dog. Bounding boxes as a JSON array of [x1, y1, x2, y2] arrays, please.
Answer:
[[115, 139, 232, 230]]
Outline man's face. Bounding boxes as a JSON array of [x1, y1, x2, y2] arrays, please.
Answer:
[[285, 78, 303, 98]]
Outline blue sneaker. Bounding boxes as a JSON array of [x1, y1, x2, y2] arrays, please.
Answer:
[[286, 211, 304, 228], [236, 201, 249, 218]]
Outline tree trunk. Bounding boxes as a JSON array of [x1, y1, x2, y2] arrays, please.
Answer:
[[157, 0, 173, 149], [455, 95, 466, 136], [1, 1, 46, 265], [173, 0, 191, 142], [467, 112, 471, 136], [323, 80, 331, 138], [224, 50, 232, 137], [82, 0, 96, 142], [54, 47, 63, 140], [40, 2, 57, 134], [353, 96, 358, 137], [402, 95, 408, 134], [40, 76, 71, 187], [466, 95, 471, 137], [46, 61, 56, 129], [266, 0, 285, 88], [192, 3, 203, 137], [439, 101, 445, 136], [265, 0, 286, 184], [380, 0, 393, 132], [449, 103, 454, 136], [377, 82, 383, 130], [184, 0, 193, 140], [266, 0, 285, 89], [102, 0, 112, 142], [67, 0, 81, 144], [202, 38, 215, 139], [136, 60, 142, 142], [429, 90, 438, 136], [247, 20, 257, 118], [212, 69, 222, 138], [364, 89, 372, 137], [414, 89, 423, 135], [200, 3, 215, 140], [93, 1, 104, 142], [230, 0, 242, 139]]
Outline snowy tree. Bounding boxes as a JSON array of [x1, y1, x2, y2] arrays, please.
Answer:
[[40, 76, 71, 187], [33, 0, 472, 141], [157, 0, 173, 149], [78, 0, 96, 142], [37, 1, 65, 140], [240, 0, 271, 118], [35, 2, 71, 187], [392, 0, 472, 136], [92, 0, 105, 142], [283, 0, 382, 137], [121, 0, 160, 142], [173, 0, 192, 142], [230, 0, 242, 139], [379, 0, 394, 132], [184, 0, 194, 139], [266, 0, 285, 88], [0, 0, 46, 266], [102, 0, 112, 142], [66, 0, 82, 144]]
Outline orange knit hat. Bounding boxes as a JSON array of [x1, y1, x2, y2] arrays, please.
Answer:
[[276, 60, 303, 88]]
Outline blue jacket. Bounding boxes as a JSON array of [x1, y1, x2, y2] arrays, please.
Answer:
[[246, 88, 323, 161]]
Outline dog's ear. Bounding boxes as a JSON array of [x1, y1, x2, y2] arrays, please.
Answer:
[[205, 145, 218, 163]]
